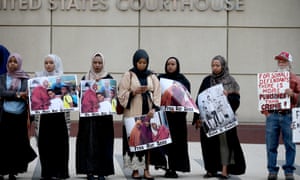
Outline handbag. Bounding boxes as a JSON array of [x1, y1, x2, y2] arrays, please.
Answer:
[[116, 98, 124, 114], [116, 72, 132, 115]]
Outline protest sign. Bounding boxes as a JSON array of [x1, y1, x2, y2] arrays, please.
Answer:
[[160, 78, 199, 113], [197, 84, 237, 137], [28, 75, 78, 115], [124, 111, 172, 152], [292, 107, 300, 143], [80, 79, 117, 117], [257, 72, 290, 111]]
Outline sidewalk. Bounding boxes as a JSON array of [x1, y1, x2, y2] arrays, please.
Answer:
[[15, 138, 300, 180]]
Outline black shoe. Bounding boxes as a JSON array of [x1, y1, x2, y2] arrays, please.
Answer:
[[285, 173, 294, 180], [203, 172, 218, 178], [218, 174, 230, 179], [87, 174, 95, 180], [268, 173, 278, 180], [164, 170, 178, 178], [9, 174, 16, 180], [143, 175, 154, 180], [98, 176, 105, 180]]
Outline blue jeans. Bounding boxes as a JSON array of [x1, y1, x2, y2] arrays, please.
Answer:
[[266, 112, 296, 174]]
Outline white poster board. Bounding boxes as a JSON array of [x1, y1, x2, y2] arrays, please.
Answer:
[[197, 84, 237, 137], [124, 111, 172, 152], [160, 78, 199, 113], [80, 79, 117, 117], [292, 107, 300, 143], [28, 75, 79, 115], [257, 72, 290, 111]]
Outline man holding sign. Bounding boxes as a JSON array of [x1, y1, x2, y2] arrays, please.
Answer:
[[260, 51, 300, 180]]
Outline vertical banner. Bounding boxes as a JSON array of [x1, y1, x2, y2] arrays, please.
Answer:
[[124, 111, 172, 152], [197, 84, 237, 137], [80, 79, 117, 117], [28, 75, 79, 115], [292, 107, 300, 143], [160, 78, 199, 113], [257, 72, 290, 111]]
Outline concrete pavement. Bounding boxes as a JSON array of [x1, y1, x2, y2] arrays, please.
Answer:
[[14, 138, 300, 180]]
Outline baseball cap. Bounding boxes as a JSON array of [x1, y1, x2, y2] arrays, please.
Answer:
[[274, 51, 293, 62]]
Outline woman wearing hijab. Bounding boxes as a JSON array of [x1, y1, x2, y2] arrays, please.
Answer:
[[157, 57, 191, 178], [193, 55, 246, 179], [0, 53, 37, 180], [0, 45, 10, 75], [118, 49, 161, 180], [34, 54, 70, 180], [76, 53, 115, 180]]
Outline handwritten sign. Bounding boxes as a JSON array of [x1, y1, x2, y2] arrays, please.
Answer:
[[257, 72, 290, 111]]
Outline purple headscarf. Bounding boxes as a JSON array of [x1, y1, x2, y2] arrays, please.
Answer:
[[6, 53, 29, 90]]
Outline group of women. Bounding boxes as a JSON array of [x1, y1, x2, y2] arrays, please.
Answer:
[[0, 46, 246, 180]]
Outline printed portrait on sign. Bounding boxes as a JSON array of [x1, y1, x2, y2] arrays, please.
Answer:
[[28, 75, 78, 115], [80, 79, 117, 117]]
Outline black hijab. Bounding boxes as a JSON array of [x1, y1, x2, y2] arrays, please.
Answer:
[[130, 49, 152, 85], [129, 49, 153, 114], [158, 56, 191, 92]]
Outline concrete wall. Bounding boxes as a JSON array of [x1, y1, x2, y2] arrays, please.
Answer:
[[1, 0, 300, 123]]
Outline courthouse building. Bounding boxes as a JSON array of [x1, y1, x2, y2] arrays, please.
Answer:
[[0, 0, 300, 123]]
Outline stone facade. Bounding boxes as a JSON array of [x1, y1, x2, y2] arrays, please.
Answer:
[[1, 0, 300, 123]]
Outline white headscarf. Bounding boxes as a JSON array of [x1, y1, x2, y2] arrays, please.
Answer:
[[85, 52, 108, 80], [35, 54, 64, 77]]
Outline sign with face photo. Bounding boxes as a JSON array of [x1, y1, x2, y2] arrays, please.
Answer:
[[28, 75, 78, 115], [80, 79, 117, 117], [124, 111, 172, 152]]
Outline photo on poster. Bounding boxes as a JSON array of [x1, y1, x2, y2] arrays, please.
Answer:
[[80, 79, 117, 117], [257, 71, 290, 111], [197, 84, 237, 137], [292, 107, 300, 143], [124, 111, 172, 152], [28, 75, 79, 115], [160, 78, 199, 113]]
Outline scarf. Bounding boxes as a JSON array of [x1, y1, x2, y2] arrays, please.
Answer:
[[130, 49, 153, 114], [85, 52, 108, 80], [6, 53, 29, 90], [158, 56, 191, 92], [36, 54, 64, 76], [210, 55, 240, 93]]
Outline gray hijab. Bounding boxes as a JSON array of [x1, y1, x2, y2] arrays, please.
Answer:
[[210, 55, 240, 93]]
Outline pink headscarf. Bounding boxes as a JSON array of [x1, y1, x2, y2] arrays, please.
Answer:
[[6, 53, 29, 90]]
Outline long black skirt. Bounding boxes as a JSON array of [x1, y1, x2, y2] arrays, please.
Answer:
[[76, 115, 115, 176], [38, 113, 69, 179], [200, 126, 246, 175], [165, 112, 190, 172], [0, 110, 37, 175], [151, 112, 190, 172]]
